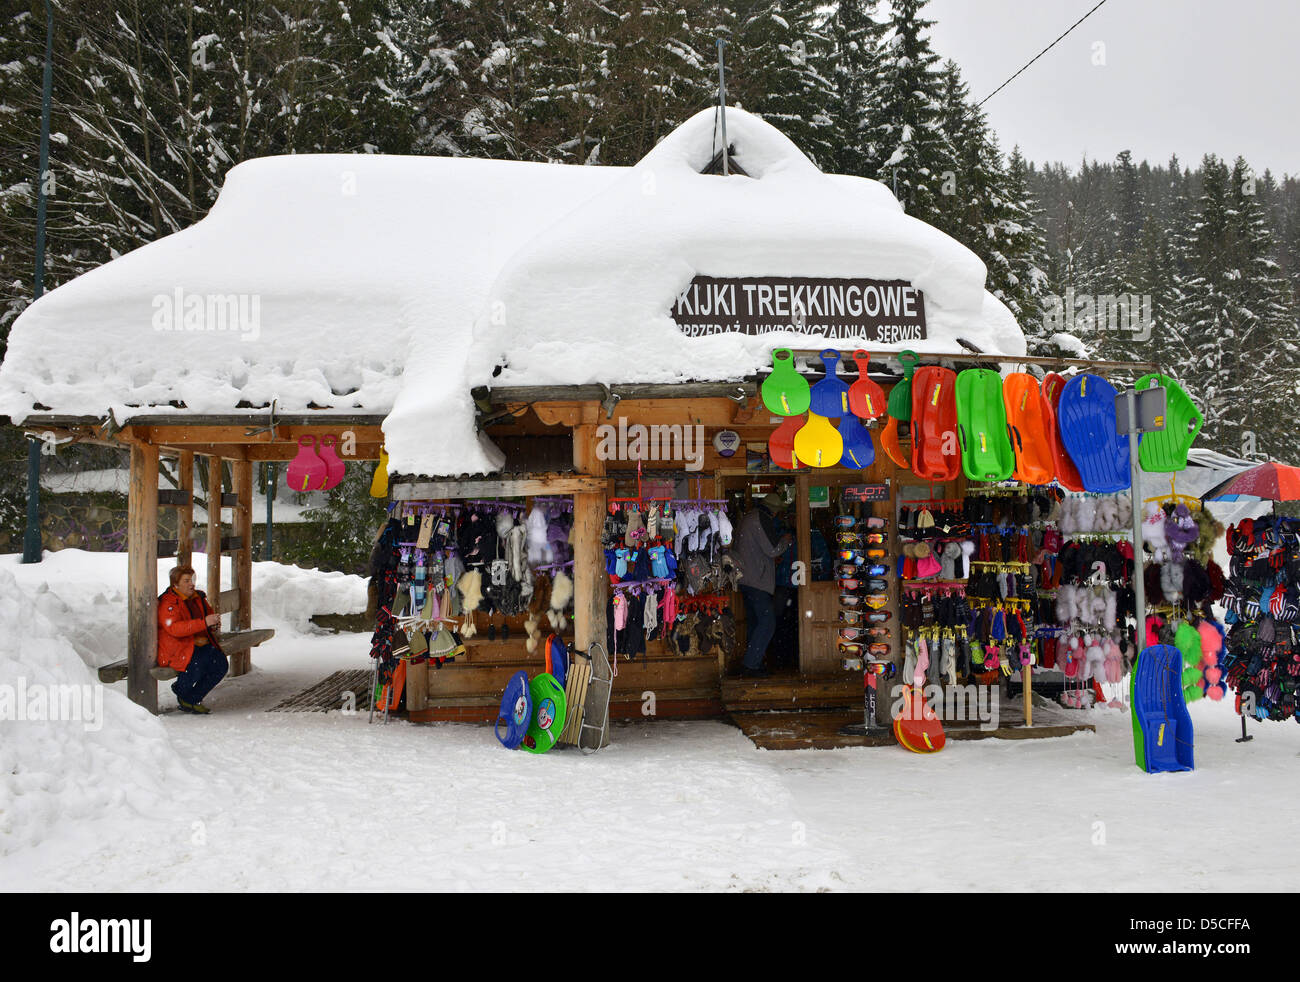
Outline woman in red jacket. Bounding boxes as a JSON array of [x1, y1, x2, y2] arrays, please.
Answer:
[[157, 565, 228, 714]]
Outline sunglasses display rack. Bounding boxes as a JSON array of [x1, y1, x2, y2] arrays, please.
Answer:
[[835, 508, 895, 734]]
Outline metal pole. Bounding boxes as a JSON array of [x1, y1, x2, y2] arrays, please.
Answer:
[[22, 0, 54, 565], [1127, 389, 1146, 662], [263, 462, 275, 560], [716, 38, 728, 176]]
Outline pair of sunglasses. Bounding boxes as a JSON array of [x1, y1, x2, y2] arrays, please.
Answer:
[[842, 656, 864, 671], [840, 594, 863, 607], [840, 627, 867, 641], [837, 549, 865, 563], [865, 517, 887, 529], [835, 532, 862, 545], [863, 532, 886, 544], [864, 595, 889, 610], [865, 661, 897, 679], [839, 610, 862, 625], [867, 564, 889, 577], [834, 515, 857, 529], [840, 579, 863, 591], [869, 643, 890, 658], [865, 548, 887, 560], [839, 642, 863, 656]]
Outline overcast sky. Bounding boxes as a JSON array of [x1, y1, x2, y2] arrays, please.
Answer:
[[924, 0, 1299, 176]]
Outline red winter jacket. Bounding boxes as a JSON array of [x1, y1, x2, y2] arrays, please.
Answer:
[[157, 587, 223, 672]]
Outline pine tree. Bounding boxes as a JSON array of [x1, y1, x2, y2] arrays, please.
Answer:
[[869, 0, 950, 223], [823, 0, 885, 177]]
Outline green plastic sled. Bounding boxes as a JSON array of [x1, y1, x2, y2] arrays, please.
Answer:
[[1134, 373, 1202, 472], [761, 349, 811, 417], [886, 350, 920, 421], [955, 369, 1015, 482]]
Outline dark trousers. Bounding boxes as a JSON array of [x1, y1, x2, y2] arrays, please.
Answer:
[[173, 644, 228, 705], [739, 585, 776, 670]]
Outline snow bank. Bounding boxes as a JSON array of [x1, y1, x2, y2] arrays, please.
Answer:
[[0, 155, 623, 424], [0, 569, 196, 857]]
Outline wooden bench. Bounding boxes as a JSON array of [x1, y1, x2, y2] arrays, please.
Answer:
[[97, 629, 276, 684]]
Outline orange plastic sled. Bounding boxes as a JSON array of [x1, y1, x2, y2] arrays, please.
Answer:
[[1040, 372, 1084, 491], [880, 415, 911, 469], [910, 366, 960, 481], [1002, 373, 1055, 486]]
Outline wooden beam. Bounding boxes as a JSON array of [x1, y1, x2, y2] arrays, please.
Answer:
[[486, 382, 755, 405], [127, 441, 160, 713], [571, 422, 608, 748], [391, 476, 608, 500], [205, 455, 222, 618], [230, 459, 254, 676], [143, 423, 385, 446], [177, 451, 193, 568]]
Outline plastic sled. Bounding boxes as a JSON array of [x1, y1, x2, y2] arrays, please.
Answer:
[[768, 413, 805, 470], [1130, 644, 1194, 773], [1058, 374, 1133, 493], [848, 350, 886, 420], [761, 348, 811, 416], [887, 350, 920, 420], [544, 634, 569, 688], [1040, 374, 1084, 491], [880, 415, 910, 469], [287, 435, 327, 492], [838, 415, 876, 470], [318, 435, 346, 490], [1135, 373, 1203, 473], [369, 446, 390, 498], [523, 673, 568, 754], [910, 366, 959, 481], [955, 369, 1014, 482], [794, 412, 843, 468], [495, 669, 532, 749], [893, 685, 946, 753], [577, 641, 613, 753], [1002, 373, 1055, 486], [809, 349, 851, 418]]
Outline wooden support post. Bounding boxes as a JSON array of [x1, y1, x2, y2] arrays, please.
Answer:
[[177, 450, 193, 567], [205, 455, 222, 626], [572, 419, 608, 747], [406, 660, 428, 713], [127, 441, 160, 713], [230, 459, 253, 677]]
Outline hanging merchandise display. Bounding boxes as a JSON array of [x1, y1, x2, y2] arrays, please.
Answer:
[[1057, 373, 1132, 493], [847, 349, 886, 420], [761, 348, 811, 416], [809, 349, 851, 417], [838, 415, 876, 469], [909, 365, 959, 482], [1220, 515, 1300, 725], [955, 369, 1014, 482], [880, 350, 919, 469], [1002, 373, 1055, 487], [1134, 373, 1203, 473], [794, 412, 843, 468], [1040, 373, 1085, 492], [318, 435, 347, 490], [768, 412, 804, 470], [287, 435, 328, 492]]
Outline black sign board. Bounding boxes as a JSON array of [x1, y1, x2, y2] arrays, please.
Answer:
[[670, 275, 927, 343], [842, 484, 890, 502]]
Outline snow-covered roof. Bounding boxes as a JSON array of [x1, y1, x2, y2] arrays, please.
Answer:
[[0, 107, 1026, 478]]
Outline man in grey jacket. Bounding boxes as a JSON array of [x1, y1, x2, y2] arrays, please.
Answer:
[[735, 493, 793, 677]]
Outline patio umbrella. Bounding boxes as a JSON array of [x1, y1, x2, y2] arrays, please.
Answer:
[[1201, 461, 1300, 502]]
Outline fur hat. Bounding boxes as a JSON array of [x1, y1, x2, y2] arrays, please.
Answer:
[[1160, 560, 1184, 601], [959, 540, 977, 579], [1059, 497, 1077, 536], [1056, 584, 1076, 624], [1083, 634, 1106, 682], [1143, 503, 1169, 561], [1095, 496, 1119, 532], [1115, 494, 1132, 529], [941, 541, 962, 581], [1075, 497, 1097, 534], [1103, 589, 1117, 631], [1103, 638, 1124, 683], [548, 570, 573, 631]]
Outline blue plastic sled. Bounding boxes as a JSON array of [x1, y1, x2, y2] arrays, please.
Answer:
[[495, 670, 532, 749], [1058, 374, 1135, 493], [1131, 644, 1194, 773]]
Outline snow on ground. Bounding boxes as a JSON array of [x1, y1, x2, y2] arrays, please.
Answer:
[[3, 551, 1298, 891]]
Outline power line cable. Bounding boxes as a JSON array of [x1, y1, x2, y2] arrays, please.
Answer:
[[976, 0, 1110, 108]]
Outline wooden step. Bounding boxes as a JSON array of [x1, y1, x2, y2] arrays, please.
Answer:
[[425, 656, 718, 701], [721, 673, 860, 712], [413, 685, 724, 724]]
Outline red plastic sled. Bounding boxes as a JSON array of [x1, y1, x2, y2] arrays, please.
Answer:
[[1040, 373, 1084, 492], [910, 366, 960, 481]]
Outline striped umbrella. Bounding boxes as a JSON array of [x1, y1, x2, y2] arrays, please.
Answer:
[[1201, 462, 1300, 502]]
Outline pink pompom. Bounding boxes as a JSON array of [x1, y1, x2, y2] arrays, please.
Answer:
[[1197, 620, 1223, 657], [1205, 667, 1222, 686], [1206, 683, 1226, 701]]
